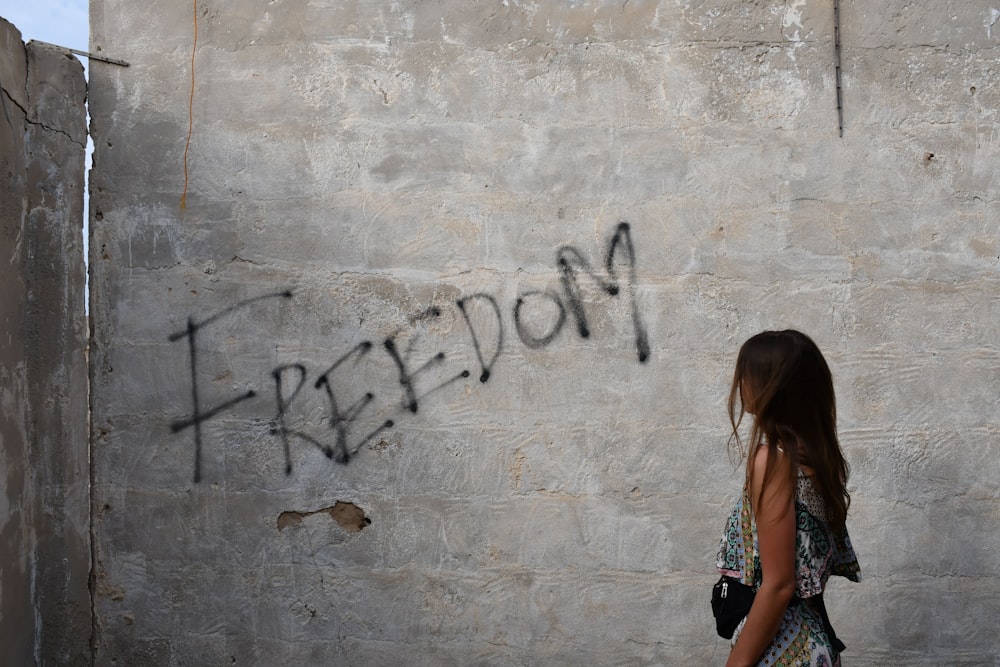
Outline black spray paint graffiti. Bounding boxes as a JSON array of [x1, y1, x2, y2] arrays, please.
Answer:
[[169, 290, 291, 483], [170, 222, 649, 483]]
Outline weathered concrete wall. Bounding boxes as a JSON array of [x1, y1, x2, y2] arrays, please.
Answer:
[[88, 1, 999, 664], [0, 19, 91, 667]]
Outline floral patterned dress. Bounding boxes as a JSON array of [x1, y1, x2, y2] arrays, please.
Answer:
[[716, 472, 861, 666]]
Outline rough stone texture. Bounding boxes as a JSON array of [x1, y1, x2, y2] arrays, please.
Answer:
[[0, 20, 91, 667], [88, 1, 1000, 665]]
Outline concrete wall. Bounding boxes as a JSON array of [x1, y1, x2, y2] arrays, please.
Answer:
[[0, 19, 91, 667], [88, 1, 1000, 665]]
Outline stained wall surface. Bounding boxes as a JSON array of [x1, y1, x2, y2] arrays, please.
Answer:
[[88, 1, 1000, 665], [0, 19, 91, 667]]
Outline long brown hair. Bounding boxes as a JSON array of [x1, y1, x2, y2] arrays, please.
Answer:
[[727, 330, 850, 530]]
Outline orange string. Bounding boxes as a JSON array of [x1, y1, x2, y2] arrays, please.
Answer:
[[180, 0, 197, 209]]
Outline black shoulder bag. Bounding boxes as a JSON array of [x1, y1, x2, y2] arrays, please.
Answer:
[[711, 575, 756, 639]]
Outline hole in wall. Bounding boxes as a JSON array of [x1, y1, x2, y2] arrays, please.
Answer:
[[276, 501, 371, 533]]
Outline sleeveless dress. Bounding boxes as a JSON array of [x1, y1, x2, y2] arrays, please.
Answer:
[[716, 472, 861, 666]]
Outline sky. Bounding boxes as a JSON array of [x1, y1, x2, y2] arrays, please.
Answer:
[[2, 0, 89, 54]]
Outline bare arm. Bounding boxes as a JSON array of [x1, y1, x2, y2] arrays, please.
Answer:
[[725, 446, 797, 667]]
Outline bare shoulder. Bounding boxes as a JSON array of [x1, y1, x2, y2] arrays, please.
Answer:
[[750, 444, 789, 477], [748, 445, 794, 520]]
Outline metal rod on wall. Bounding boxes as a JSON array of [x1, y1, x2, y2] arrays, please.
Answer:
[[833, 0, 844, 137], [30, 40, 130, 67]]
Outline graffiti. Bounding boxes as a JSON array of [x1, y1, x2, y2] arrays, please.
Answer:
[[383, 334, 470, 414], [557, 222, 650, 363], [168, 290, 292, 483], [169, 223, 649, 483], [514, 289, 567, 349], [312, 341, 393, 465], [456, 293, 503, 382]]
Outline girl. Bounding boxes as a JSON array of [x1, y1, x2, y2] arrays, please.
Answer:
[[716, 330, 861, 667]]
